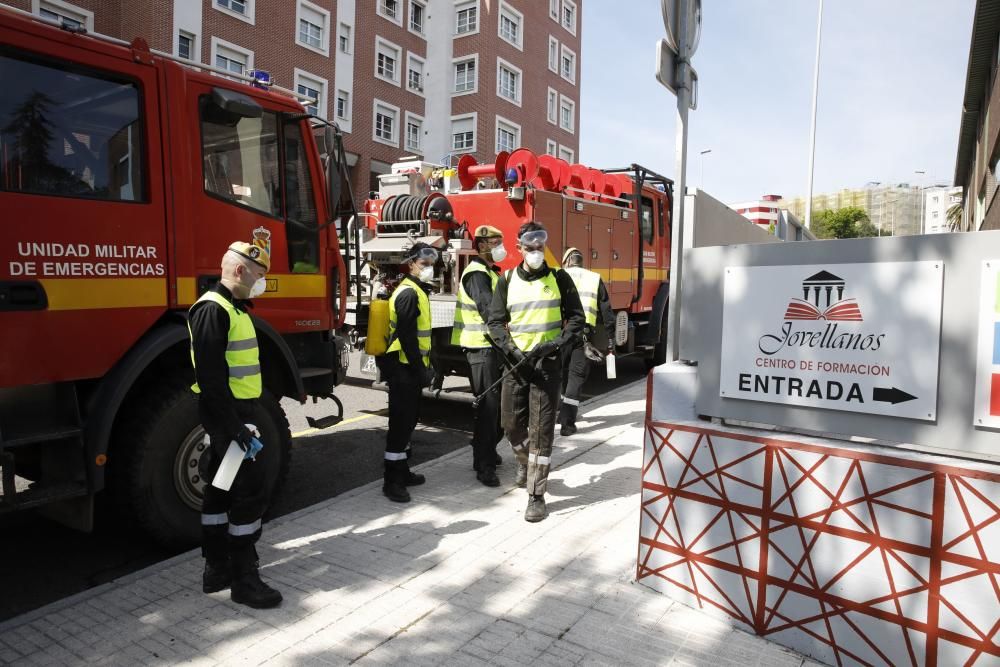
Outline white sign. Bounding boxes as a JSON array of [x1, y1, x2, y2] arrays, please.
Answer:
[[720, 262, 943, 420], [973, 260, 1000, 428]]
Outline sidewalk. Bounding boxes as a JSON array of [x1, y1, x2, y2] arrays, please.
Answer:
[[0, 380, 817, 667]]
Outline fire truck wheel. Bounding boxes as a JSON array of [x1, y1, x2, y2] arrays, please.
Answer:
[[114, 382, 291, 549], [646, 309, 669, 370]]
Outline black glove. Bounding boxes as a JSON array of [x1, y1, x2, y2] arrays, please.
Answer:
[[233, 425, 254, 453], [529, 340, 559, 361], [420, 364, 435, 388], [506, 347, 527, 368]]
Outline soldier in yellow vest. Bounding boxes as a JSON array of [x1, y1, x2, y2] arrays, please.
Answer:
[[383, 242, 438, 503], [452, 225, 507, 487], [188, 242, 282, 609], [559, 247, 618, 436], [487, 222, 585, 522]]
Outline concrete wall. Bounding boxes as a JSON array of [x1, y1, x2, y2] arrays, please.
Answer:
[[678, 230, 1000, 462], [685, 189, 780, 249]]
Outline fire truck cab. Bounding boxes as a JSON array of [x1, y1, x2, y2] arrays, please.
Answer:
[[0, 7, 351, 546]]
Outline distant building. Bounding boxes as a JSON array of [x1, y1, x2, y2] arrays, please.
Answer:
[[923, 186, 963, 234], [729, 195, 815, 241], [779, 183, 924, 237], [953, 0, 999, 231]]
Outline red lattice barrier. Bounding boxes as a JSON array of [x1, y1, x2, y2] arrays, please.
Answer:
[[638, 421, 1000, 667]]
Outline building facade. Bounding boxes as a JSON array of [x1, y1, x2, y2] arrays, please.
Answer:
[[923, 185, 963, 234], [729, 194, 815, 242], [779, 183, 925, 237], [4, 0, 582, 203]]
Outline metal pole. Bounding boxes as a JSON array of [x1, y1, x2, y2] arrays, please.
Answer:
[[665, 0, 692, 363], [915, 170, 925, 234], [804, 0, 824, 230], [699, 148, 711, 189]]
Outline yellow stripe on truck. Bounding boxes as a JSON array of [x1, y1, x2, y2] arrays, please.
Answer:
[[176, 274, 327, 306], [41, 278, 166, 311]]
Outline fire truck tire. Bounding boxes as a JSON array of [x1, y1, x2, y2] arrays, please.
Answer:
[[114, 381, 291, 549], [646, 309, 669, 370]]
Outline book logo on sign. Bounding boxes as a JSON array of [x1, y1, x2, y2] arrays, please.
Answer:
[[784, 271, 863, 321]]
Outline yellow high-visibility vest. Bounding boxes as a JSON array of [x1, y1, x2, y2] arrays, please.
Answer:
[[189, 291, 262, 399], [506, 269, 562, 352], [564, 266, 601, 327], [452, 261, 498, 348], [386, 277, 432, 366]]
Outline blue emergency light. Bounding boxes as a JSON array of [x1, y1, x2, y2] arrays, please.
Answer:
[[248, 69, 272, 89]]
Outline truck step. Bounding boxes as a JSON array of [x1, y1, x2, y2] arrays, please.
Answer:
[[0, 480, 89, 512], [0, 426, 83, 449], [299, 367, 333, 379]]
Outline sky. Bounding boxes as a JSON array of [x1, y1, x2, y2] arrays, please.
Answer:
[[578, 0, 976, 205]]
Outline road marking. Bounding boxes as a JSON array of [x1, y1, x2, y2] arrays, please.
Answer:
[[292, 409, 390, 438]]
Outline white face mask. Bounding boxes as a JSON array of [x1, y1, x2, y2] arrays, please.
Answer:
[[524, 250, 545, 270], [418, 266, 435, 283], [248, 277, 267, 298], [490, 244, 507, 263]]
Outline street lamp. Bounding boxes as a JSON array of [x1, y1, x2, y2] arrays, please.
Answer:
[[699, 149, 712, 190], [915, 170, 926, 234], [804, 0, 824, 230]]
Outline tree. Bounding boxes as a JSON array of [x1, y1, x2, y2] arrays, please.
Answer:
[[811, 206, 873, 239], [946, 203, 963, 231]]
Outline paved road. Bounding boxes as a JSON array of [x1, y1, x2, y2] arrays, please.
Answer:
[[0, 354, 648, 622]]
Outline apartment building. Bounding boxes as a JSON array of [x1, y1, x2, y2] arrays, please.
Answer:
[[4, 0, 582, 204]]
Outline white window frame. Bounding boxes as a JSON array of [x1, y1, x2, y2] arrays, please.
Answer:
[[338, 22, 352, 54], [210, 37, 254, 78], [212, 0, 255, 25], [336, 89, 351, 121], [549, 0, 559, 21], [34, 0, 93, 31], [561, 0, 577, 36], [407, 52, 426, 96], [559, 94, 575, 134], [454, 0, 480, 36], [547, 87, 558, 125], [373, 99, 400, 147], [294, 68, 327, 119], [497, 1, 523, 51], [558, 144, 575, 163], [408, 0, 427, 37], [495, 115, 521, 154], [176, 30, 198, 61], [450, 112, 478, 154], [496, 58, 522, 107], [377, 0, 403, 26], [560, 44, 576, 84], [374, 36, 402, 86], [295, 0, 330, 56], [405, 111, 424, 153], [452, 54, 479, 96], [546, 139, 558, 156], [548, 35, 559, 73]]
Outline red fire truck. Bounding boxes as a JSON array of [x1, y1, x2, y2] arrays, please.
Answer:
[[0, 7, 353, 546], [349, 149, 674, 386]]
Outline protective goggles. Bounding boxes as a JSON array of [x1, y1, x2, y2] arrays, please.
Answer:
[[517, 230, 548, 247], [405, 246, 440, 263]]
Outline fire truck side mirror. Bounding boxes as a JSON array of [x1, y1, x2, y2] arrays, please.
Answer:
[[210, 87, 262, 120]]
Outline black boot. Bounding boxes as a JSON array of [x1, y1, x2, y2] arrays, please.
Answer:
[[230, 545, 282, 609], [202, 524, 231, 593], [559, 402, 578, 436], [383, 461, 411, 502], [476, 465, 500, 487], [402, 463, 425, 486]]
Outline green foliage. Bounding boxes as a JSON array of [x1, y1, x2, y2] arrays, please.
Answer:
[[811, 206, 877, 239], [946, 203, 963, 231]]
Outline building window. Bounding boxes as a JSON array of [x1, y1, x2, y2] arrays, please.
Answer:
[[409, 0, 425, 34], [373, 100, 399, 146], [559, 95, 575, 133], [560, 45, 576, 83], [378, 0, 401, 24], [336, 90, 350, 120], [547, 88, 558, 124], [496, 116, 520, 154], [497, 59, 521, 106], [214, 0, 254, 22], [548, 36, 559, 73], [455, 0, 478, 35], [405, 112, 423, 153], [558, 145, 574, 162], [549, 0, 559, 21], [375, 38, 401, 85], [453, 56, 478, 94], [37, 0, 93, 30], [497, 1, 523, 50], [212, 39, 253, 77], [451, 113, 476, 152], [407, 54, 425, 94], [296, 1, 329, 54], [561, 0, 577, 35], [339, 23, 352, 53], [546, 139, 558, 156], [178, 31, 195, 60], [217, 0, 246, 14], [295, 69, 326, 118]]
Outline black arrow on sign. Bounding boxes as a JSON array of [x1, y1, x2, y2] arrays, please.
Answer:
[[872, 387, 918, 404]]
